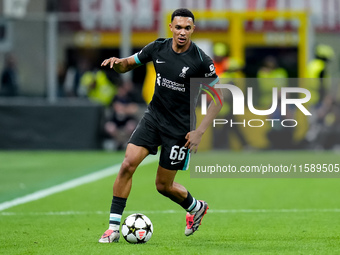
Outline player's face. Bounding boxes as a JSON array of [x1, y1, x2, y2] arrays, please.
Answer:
[[169, 16, 195, 51]]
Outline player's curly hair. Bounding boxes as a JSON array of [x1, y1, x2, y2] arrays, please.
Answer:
[[171, 8, 195, 23]]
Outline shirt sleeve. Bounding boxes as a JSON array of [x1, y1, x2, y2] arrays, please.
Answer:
[[200, 53, 219, 87], [133, 41, 155, 65]]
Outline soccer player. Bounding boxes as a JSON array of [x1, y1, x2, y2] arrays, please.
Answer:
[[99, 8, 222, 243]]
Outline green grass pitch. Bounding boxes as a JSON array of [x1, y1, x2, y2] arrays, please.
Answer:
[[0, 151, 340, 254]]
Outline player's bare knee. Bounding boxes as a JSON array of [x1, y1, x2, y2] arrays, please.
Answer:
[[119, 159, 136, 177], [155, 181, 171, 197]]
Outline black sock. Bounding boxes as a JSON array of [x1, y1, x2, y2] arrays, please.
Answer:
[[179, 191, 197, 212], [109, 196, 127, 226]]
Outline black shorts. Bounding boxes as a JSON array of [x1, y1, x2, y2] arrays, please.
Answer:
[[128, 117, 190, 170]]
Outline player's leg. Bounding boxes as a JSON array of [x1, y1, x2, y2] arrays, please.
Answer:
[[113, 143, 149, 198], [99, 144, 149, 243], [155, 166, 187, 202], [99, 117, 160, 243], [155, 166, 208, 236]]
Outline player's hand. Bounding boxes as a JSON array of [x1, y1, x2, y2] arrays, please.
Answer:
[[101, 57, 124, 70], [184, 130, 203, 153]]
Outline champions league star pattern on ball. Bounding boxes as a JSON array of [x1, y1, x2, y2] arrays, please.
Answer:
[[121, 213, 153, 244]]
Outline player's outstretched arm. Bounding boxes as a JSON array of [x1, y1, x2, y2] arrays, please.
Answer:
[[185, 86, 223, 153], [101, 55, 138, 73]]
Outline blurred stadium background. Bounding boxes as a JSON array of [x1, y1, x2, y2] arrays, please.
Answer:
[[1, 1, 340, 254], [0, 0, 339, 151]]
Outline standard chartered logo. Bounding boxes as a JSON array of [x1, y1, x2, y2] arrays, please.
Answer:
[[158, 77, 185, 92], [162, 78, 184, 87]]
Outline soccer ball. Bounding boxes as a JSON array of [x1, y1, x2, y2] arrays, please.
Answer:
[[121, 213, 153, 244]]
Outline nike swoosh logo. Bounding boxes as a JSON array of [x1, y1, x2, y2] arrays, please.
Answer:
[[156, 59, 165, 64], [171, 161, 181, 165]]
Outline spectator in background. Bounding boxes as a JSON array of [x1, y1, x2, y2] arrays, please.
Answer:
[[257, 55, 288, 108], [257, 56, 291, 149], [0, 53, 19, 97], [212, 42, 248, 150], [64, 59, 91, 97], [304, 44, 335, 147], [266, 94, 294, 150], [104, 80, 139, 150], [78, 67, 117, 106], [305, 44, 334, 107], [213, 42, 229, 76], [213, 42, 244, 81]]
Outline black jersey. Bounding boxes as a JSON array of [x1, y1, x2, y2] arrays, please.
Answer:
[[134, 38, 219, 137]]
